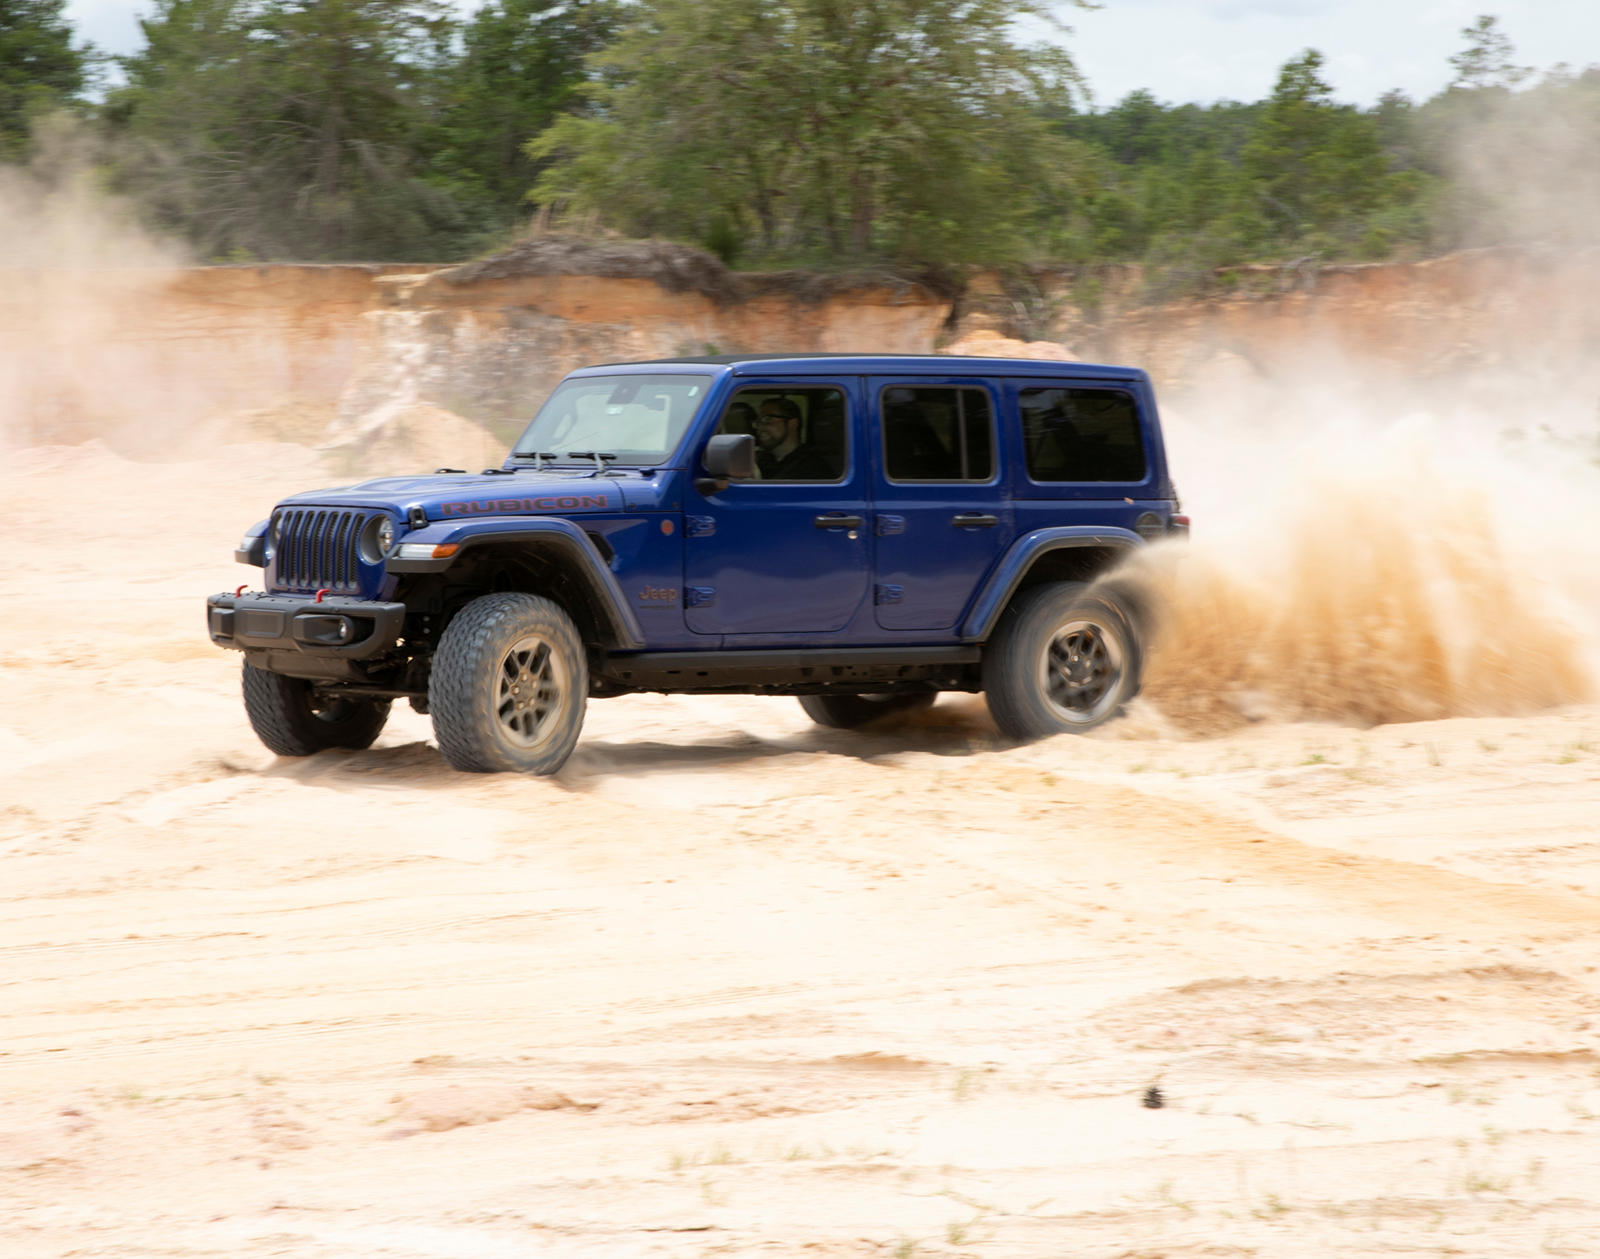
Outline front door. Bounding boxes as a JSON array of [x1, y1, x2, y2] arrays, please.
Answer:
[[868, 377, 1011, 630], [684, 377, 869, 635]]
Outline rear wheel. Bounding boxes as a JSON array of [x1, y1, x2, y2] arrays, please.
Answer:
[[982, 581, 1139, 740], [241, 662, 391, 756], [429, 592, 587, 774], [797, 691, 937, 730]]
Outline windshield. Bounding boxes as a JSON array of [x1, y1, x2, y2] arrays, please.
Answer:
[[510, 373, 713, 466]]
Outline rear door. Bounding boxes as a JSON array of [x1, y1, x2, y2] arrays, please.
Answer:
[[868, 376, 1010, 631], [682, 376, 869, 635]]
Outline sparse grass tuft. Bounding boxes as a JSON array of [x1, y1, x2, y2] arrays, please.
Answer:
[[1153, 1179, 1195, 1214], [1251, 1192, 1292, 1219], [945, 1217, 980, 1245], [1463, 1170, 1511, 1194]]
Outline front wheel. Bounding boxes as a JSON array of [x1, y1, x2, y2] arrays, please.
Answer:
[[798, 691, 937, 730], [241, 663, 391, 756], [982, 581, 1140, 740], [428, 592, 587, 774]]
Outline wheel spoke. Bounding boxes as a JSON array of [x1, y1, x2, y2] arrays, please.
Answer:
[[1039, 617, 1124, 723], [491, 632, 568, 748]]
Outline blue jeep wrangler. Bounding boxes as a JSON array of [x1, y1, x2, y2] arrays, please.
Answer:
[[208, 354, 1186, 774]]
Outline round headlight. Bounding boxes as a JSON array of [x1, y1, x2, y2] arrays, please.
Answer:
[[359, 515, 395, 563], [266, 514, 282, 555]]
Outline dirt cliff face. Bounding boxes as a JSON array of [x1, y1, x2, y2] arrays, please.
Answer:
[[3, 245, 1595, 453], [1028, 248, 1600, 421], [0, 264, 437, 449], [349, 266, 949, 434]]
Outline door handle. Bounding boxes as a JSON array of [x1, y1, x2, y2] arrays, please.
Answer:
[[951, 513, 999, 528], [814, 514, 863, 529]]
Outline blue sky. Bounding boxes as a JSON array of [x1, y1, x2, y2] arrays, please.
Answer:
[[64, 0, 1600, 108], [1057, 0, 1599, 107]]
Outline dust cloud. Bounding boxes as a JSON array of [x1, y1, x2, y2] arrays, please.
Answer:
[[1101, 70, 1600, 735], [0, 118, 194, 452], [1442, 71, 1600, 251], [1121, 363, 1600, 733]]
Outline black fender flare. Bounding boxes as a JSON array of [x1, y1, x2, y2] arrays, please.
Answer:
[[387, 516, 645, 650], [961, 525, 1144, 642]]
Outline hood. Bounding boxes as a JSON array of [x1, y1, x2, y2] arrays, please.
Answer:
[[277, 470, 635, 521]]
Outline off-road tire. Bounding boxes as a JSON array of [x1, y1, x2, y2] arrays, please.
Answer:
[[241, 662, 391, 756], [429, 592, 587, 774], [982, 581, 1140, 741], [798, 691, 937, 730]]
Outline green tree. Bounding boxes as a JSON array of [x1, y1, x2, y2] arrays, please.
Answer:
[[1448, 14, 1529, 90], [1240, 50, 1400, 252], [530, 0, 1088, 267], [426, 0, 619, 237], [109, 0, 460, 260], [0, 0, 91, 159]]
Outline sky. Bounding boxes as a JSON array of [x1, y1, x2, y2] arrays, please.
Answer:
[[62, 0, 1600, 109]]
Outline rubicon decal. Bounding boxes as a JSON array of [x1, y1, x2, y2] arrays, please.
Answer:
[[440, 494, 612, 517]]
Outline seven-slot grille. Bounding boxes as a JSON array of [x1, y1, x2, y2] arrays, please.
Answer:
[[272, 508, 371, 592]]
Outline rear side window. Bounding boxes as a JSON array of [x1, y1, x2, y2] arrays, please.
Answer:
[[1019, 387, 1147, 483], [881, 386, 994, 482]]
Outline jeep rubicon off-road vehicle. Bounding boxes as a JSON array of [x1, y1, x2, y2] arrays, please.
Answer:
[[208, 354, 1187, 774]]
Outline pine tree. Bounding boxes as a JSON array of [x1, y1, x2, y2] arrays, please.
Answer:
[[0, 0, 90, 159], [109, 0, 459, 260]]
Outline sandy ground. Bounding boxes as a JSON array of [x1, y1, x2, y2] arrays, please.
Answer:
[[3, 441, 1599, 1259]]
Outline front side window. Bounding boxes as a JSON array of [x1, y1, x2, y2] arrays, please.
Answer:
[[881, 386, 994, 482], [511, 373, 712, 466], [713, 386, 847, 482], [1019, 387, 1147, 483]]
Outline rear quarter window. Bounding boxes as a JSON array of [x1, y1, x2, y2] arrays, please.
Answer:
[[1019, 386, 1147, 483]]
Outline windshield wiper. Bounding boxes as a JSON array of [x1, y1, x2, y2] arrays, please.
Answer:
[[569, 451, 622, 476], [509, 451, 559, 470]]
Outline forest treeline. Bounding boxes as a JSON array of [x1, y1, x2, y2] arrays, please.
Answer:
[[3, 0, 1596, 284]]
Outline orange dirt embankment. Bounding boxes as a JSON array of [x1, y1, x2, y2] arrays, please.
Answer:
[[1073, 248, 1600, 401], [2, 244, 1597, 453]]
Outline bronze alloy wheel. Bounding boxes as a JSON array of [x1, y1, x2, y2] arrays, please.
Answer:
[[494, 633, 572, 751], [429, 592, 588, 774], [1038, 616, 1126, 726], [982, 580, 1140, 740]]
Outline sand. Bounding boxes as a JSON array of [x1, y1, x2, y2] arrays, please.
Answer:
[[2, 437, 1598, 1259]]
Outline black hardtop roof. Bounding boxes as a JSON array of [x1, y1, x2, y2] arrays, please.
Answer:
[[577, 352, 1145, 379]]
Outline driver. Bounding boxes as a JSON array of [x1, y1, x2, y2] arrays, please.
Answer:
[[754, 398, 832, 480]]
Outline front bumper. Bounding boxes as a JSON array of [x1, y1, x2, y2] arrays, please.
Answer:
[[206, 592, 406, 660]]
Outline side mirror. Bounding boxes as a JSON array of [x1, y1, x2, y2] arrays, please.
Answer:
[[697, 433, 756, 493]]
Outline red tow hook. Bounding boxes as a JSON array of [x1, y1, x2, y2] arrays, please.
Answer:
[[314, 589, 330, 603], [235, 585, 248, 596]]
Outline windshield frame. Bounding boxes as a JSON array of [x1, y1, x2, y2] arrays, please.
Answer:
[[509, 369, 718, 469]]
